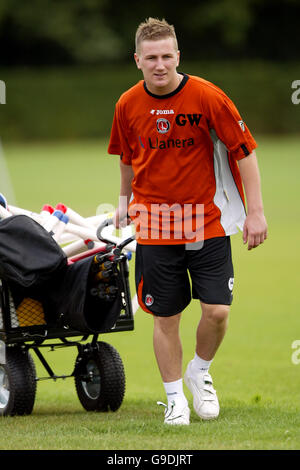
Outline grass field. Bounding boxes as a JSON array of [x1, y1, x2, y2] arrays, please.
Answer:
[[0, 135, 300, 450]]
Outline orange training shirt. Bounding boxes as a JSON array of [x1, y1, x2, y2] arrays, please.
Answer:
[[108, 73, 257, 244]]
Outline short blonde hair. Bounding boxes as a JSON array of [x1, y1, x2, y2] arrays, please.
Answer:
[[135, 17, 178, 54]]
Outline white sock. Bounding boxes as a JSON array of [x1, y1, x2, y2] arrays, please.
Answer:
[[163, 379, 188, 406], [191, 353, 213, 374]]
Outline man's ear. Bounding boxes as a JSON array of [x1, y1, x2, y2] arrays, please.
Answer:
[[176, 50, 180, 67], [134, 52, 141, 69]]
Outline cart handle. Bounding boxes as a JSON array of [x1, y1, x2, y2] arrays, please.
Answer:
[[96, 217, 114, 244], [96, 217, 135, 250]]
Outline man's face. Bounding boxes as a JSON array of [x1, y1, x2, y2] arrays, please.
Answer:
[[134, 37, 180, 95]]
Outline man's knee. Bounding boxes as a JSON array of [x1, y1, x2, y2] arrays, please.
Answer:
[[201, 303, 230, 325], [153, 312, 182, 334]]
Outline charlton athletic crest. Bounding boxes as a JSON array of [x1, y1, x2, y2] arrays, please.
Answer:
[[156, 118, 170, 134], [145, 294, 154, 306]]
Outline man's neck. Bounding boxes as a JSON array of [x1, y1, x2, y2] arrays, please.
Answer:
[[146, 73, 183, 96]]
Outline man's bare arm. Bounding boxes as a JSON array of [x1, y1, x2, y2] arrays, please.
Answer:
[[238, 150, 268, 250], [114, 159, 134, 228]]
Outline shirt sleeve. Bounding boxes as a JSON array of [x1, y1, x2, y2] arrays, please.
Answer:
[[107, 101, 133, 165], [207, 94, 257, 161]]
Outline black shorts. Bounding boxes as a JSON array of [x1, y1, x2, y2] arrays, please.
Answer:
[[135, 236, 234, 316]]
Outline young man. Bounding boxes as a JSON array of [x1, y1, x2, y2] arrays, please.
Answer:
[[108, 18, 267, 425]]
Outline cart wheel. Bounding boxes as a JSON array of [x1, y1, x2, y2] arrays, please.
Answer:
[[0, 347, 37, 417], [74, 341, 125, 412]]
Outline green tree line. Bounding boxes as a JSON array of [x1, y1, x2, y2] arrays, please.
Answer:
[[1, 0, 299, 65]]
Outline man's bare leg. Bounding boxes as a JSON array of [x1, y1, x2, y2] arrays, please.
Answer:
[[196, 303, 230, 361], [153, 312, 190, 424], [153, 313, 182, 382], [184, 302, 230, 420]]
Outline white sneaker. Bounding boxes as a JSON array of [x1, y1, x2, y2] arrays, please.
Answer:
[[184, 361, 220, 420], [157, 400, 190, 425]]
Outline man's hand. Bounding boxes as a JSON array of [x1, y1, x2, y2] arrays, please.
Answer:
[[243, 211, 268, 250], [113, 206, 132, 229]]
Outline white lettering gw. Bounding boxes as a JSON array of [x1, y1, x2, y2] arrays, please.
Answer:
[[107, 455, 142, 467]]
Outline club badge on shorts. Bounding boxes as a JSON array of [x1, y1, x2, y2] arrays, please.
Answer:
[[228, 277, 234, 291], [145, 294, 154, 307]]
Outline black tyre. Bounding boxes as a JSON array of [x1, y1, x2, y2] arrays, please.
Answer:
[[0, 346, 37, 416], [74, 341, 125, 412]]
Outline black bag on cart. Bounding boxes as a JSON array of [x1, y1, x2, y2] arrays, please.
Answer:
[[48, 257, 124, 333], [0, 215, 67, 288], [0, 215, 126, 333]]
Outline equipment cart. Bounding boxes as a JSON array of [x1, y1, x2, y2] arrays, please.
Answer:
[[0, 214, 136, 416]]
